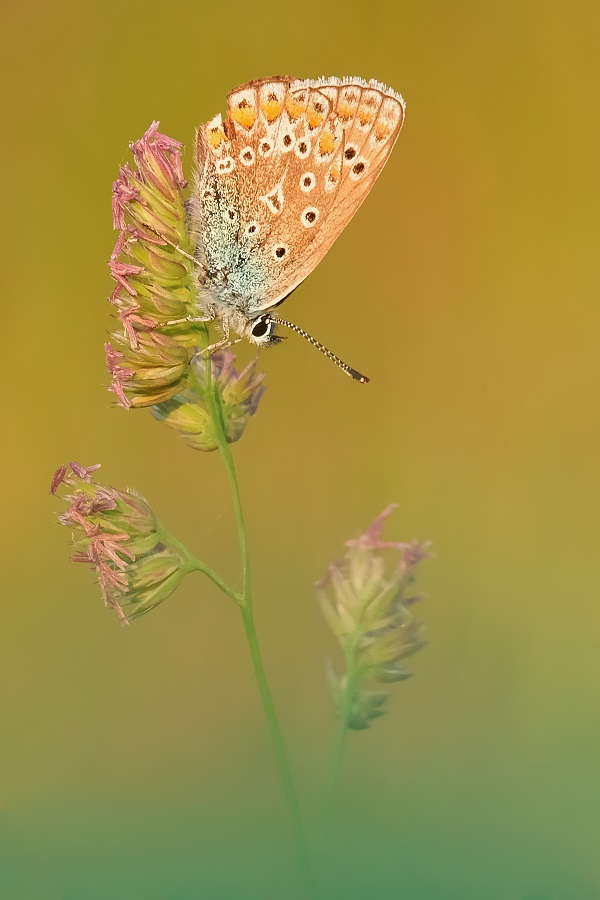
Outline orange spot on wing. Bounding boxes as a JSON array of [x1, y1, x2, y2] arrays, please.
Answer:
[[319, 131, 336, 155], [286, 97, 307, 120], [207, 126, 227, 149], [308, 110, 325, 130], [261, 99, 283, 122], [231, 105, 257, 129], [374, 122, 391, 141], [337, 102, 354, 121], [358, 107, 375, 126], [328, 164, 340, 183]]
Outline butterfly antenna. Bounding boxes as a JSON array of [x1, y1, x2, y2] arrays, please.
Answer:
[[274, 317, 370, 384]]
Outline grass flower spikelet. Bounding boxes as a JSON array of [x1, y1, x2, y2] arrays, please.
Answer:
[[50, 462, 190, 623], [318, 504, 431, 730]]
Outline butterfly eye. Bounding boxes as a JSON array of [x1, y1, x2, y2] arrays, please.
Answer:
[[251, 315, 271, 338]]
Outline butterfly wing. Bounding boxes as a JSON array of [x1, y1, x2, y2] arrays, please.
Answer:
[[190, 76, 404, 315]]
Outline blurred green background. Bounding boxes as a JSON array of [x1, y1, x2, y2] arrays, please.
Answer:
[[2, 0, 599, 897]]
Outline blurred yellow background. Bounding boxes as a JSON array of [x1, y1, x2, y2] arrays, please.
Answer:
[[2, 1, 599, 897]]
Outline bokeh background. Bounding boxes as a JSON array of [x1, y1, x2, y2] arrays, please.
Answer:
[[2, 1, 599, 897]]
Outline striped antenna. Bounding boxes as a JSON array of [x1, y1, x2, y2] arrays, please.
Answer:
[[274, 317, 370, 384]]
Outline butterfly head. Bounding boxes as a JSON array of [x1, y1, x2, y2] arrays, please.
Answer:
[[246, 313, 370, 383]]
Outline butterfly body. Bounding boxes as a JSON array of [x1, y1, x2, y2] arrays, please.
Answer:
[[187, 75, 405, 361]]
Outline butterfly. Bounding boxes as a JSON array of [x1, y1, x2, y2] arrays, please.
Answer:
[[180, 76, 405, 382]]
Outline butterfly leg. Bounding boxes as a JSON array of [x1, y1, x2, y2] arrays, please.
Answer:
[[161, 313, 214, 327], [201, 321, 243, 356]]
